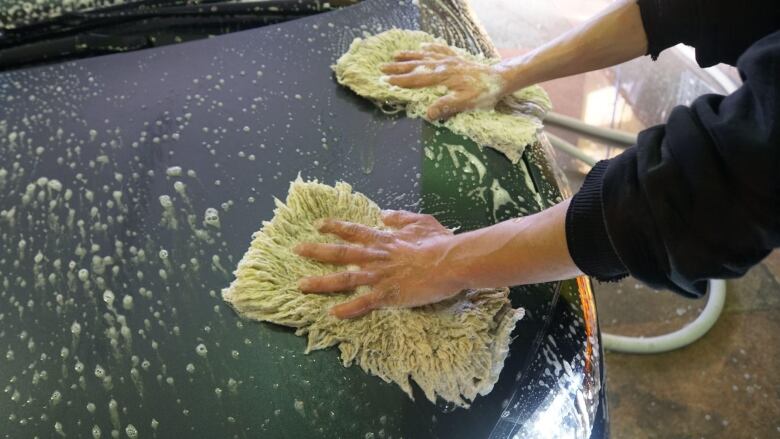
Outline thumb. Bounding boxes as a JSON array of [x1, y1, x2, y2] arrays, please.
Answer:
[[330, 290, 384, 319]]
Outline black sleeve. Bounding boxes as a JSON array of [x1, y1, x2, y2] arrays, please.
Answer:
[[565, 30, 780, 297], [636, 0, 780, 66]]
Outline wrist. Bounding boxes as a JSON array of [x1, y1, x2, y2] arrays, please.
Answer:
[[493, 57, 534, 94], [426, 233, 476, 292], [492, 62, 519, 96], [431, 231, 490, 291]]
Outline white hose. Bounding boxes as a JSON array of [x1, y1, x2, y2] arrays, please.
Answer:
[[601, 280, 727, 353], [541, 129, 727, 354]]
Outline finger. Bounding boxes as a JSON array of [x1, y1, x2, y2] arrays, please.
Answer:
[[330, 290, 385, 319], [294, 243, 388, 264], [387, 71, 446, 89], [393, 50, 424, 61], [298, 271, 379, 293], [318, 219, 392, 244], [427, 93, 472, 120], [380, 60, 440, 75], [420, 42, 456, 56], [381, 210, 436, 228], [381, 61, 418, 75]]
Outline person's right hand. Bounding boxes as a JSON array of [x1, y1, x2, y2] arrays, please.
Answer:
[[294, 210, 467, 319], [380, 43, 511, 120]]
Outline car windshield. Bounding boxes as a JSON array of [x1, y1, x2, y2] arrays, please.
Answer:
[[0, 0, 357, 71], [0, 0, 353, 29], [1, 0, 134, 29]]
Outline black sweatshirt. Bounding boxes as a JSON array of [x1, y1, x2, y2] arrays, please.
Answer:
[[565, 0, 780, 297]]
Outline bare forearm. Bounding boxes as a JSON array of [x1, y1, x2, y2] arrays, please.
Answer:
[[497, 0, 648, 92], [440, 200, 582, 289]]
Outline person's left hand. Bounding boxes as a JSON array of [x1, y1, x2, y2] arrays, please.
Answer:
[[294, 210, 466, 319], [380, 42, 510, 120]]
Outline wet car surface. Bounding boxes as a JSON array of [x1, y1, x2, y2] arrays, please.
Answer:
[[0, 1, 606, 437]]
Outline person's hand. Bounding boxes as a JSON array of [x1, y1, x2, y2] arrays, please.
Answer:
[[380, 42, 510, 120], [294, 210, 466, 319]]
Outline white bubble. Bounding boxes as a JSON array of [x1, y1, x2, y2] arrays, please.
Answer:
[[203, 207, 220, 228], [108, 399, 120, 430], [125, 424, 138, 439], [294, 399, 305, 416], [48, 179, 63, 192], [166, 166, 182, 176], [122, 295, 134, 310], [186, 363, 195, 373], [195, 343, 208, 357], [50, 390, 62, 406]]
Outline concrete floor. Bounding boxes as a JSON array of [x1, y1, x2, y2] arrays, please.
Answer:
[[470, 0, 780, 437]]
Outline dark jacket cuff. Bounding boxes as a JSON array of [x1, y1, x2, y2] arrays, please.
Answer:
[[565, 160, 628, 281]]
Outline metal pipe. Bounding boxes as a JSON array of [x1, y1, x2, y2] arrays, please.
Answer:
[[544, 131, 600, 167], [545, 111, 637, 146]]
